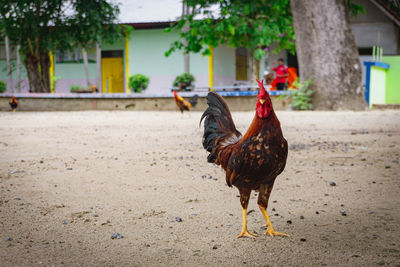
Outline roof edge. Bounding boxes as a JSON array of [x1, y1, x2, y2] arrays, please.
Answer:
[[370, 0, 400, 27], [122, 21, 178, 29]]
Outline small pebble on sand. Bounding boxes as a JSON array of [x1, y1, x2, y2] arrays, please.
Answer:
[[111, 233, 124, 239]]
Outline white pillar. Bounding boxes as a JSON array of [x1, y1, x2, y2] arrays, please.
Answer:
[[96, 42, 101, 92], [182, 2, 190, 73], [16, 45, 21, 92], [82, 48, 90, 87], [5, 36, 13, 93]]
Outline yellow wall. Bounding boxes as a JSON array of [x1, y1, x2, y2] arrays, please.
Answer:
[[208, 47, 214, 88]]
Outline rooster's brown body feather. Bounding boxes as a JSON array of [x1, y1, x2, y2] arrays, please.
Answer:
[[201, 92, 287, 190], [200, 90, 288, 238]]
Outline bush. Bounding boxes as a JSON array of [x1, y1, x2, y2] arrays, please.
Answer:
[[70, 85, 85, 92], [51, 76, 60, 91], [288, 79, 314, 110], [129, 74, 149, 93], [0, 80, 6, 93], [173, 73, 195, 88]]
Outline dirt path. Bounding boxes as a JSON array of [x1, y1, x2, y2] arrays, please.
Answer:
[[0, 110, 399, 266]]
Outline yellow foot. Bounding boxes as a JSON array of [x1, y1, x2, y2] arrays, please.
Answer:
[[237, 230, 258, 238], [265, 227, 289, 237]]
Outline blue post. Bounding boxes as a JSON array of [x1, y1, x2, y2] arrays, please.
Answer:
[[363, 61, 390, 107], [364, 62, 373, 105]]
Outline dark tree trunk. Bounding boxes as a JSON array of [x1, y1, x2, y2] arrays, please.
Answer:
[[40, 51, 51, 93], [25, 53, 44, 93], [290, 0, 367, 110], [24, 52, 51, 93]]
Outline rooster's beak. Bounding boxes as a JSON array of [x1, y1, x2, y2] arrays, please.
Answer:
[[259, 99, 266, 104]]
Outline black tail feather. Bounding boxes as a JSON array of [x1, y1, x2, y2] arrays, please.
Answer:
[[200, 92, 241, 164], [189, 94, 198, 107]]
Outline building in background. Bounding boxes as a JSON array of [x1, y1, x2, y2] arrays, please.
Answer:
[[0, 0, 398, 94]]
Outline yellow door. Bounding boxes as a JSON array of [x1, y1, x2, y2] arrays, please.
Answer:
[[101, 57, 124, 93], [236, 55, 248, 81]]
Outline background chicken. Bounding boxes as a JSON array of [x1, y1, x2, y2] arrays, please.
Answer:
[[9, 96, 18, 112], [173, 91, 198, 113], [200, 80, 288, 238]]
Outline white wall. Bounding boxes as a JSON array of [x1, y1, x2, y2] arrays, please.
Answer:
[[351, 0, 399, 55], [352, 23, 399, 54]]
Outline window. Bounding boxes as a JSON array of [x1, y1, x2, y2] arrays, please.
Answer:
[[101, 50, 123, 58], [55, 46, 96, 63], [358, 47, 373, 56]]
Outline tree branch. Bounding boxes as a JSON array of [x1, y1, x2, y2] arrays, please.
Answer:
[[27, 37, 34, 55]]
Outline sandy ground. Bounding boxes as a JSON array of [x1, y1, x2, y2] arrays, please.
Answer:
[[0, 110, 399, 266]]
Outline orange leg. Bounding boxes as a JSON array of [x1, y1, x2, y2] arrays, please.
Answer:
[[237, 207, 258, 238], [259, 206, 289, 237]]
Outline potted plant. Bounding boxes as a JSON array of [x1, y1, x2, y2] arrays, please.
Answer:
[[129, 74, 149, 93], [173, 73, 195, 91], [70, 85, 89, 93], [279, 79, 314, 110], [70, 84, 98, 93], [0, 80, 6, 93]]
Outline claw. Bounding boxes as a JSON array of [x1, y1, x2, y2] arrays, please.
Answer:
[[237, 230, 258, 238], [265, 227, 289, 237], [237, 207, 258, 238], [259, 206, 289, 238]]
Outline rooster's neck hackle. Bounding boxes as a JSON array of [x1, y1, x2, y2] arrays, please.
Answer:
[[241, 110, 281, 141]]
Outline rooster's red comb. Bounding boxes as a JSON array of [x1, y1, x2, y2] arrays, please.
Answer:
[[256, 79, 268, 98]]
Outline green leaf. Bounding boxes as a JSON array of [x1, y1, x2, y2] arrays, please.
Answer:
[[164, 0, 294, 61], [228, 24, 235, 36], [129, 74, 150, 92]]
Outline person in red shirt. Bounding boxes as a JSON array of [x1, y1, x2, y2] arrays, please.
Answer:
[[273, 58, 288, 91]]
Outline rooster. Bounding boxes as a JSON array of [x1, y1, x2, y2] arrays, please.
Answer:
[[173, 91, 198, 113], [9, 96, 18, 112], [200, 79, 288, 238]]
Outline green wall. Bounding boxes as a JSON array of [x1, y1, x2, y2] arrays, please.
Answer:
[[101, 39, 125, 51], [129, 29, 209, 91], [189, 52, 209, 76], [54, 39, 126, 80], [0, 59, 28, 80], [55, 63, 97, 79], [382, 56, 400, 104], [130, 29, 183, 76], [129, 29, 208, 76], [214, 45, 235, 77], [0, 59, 97, 81]]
